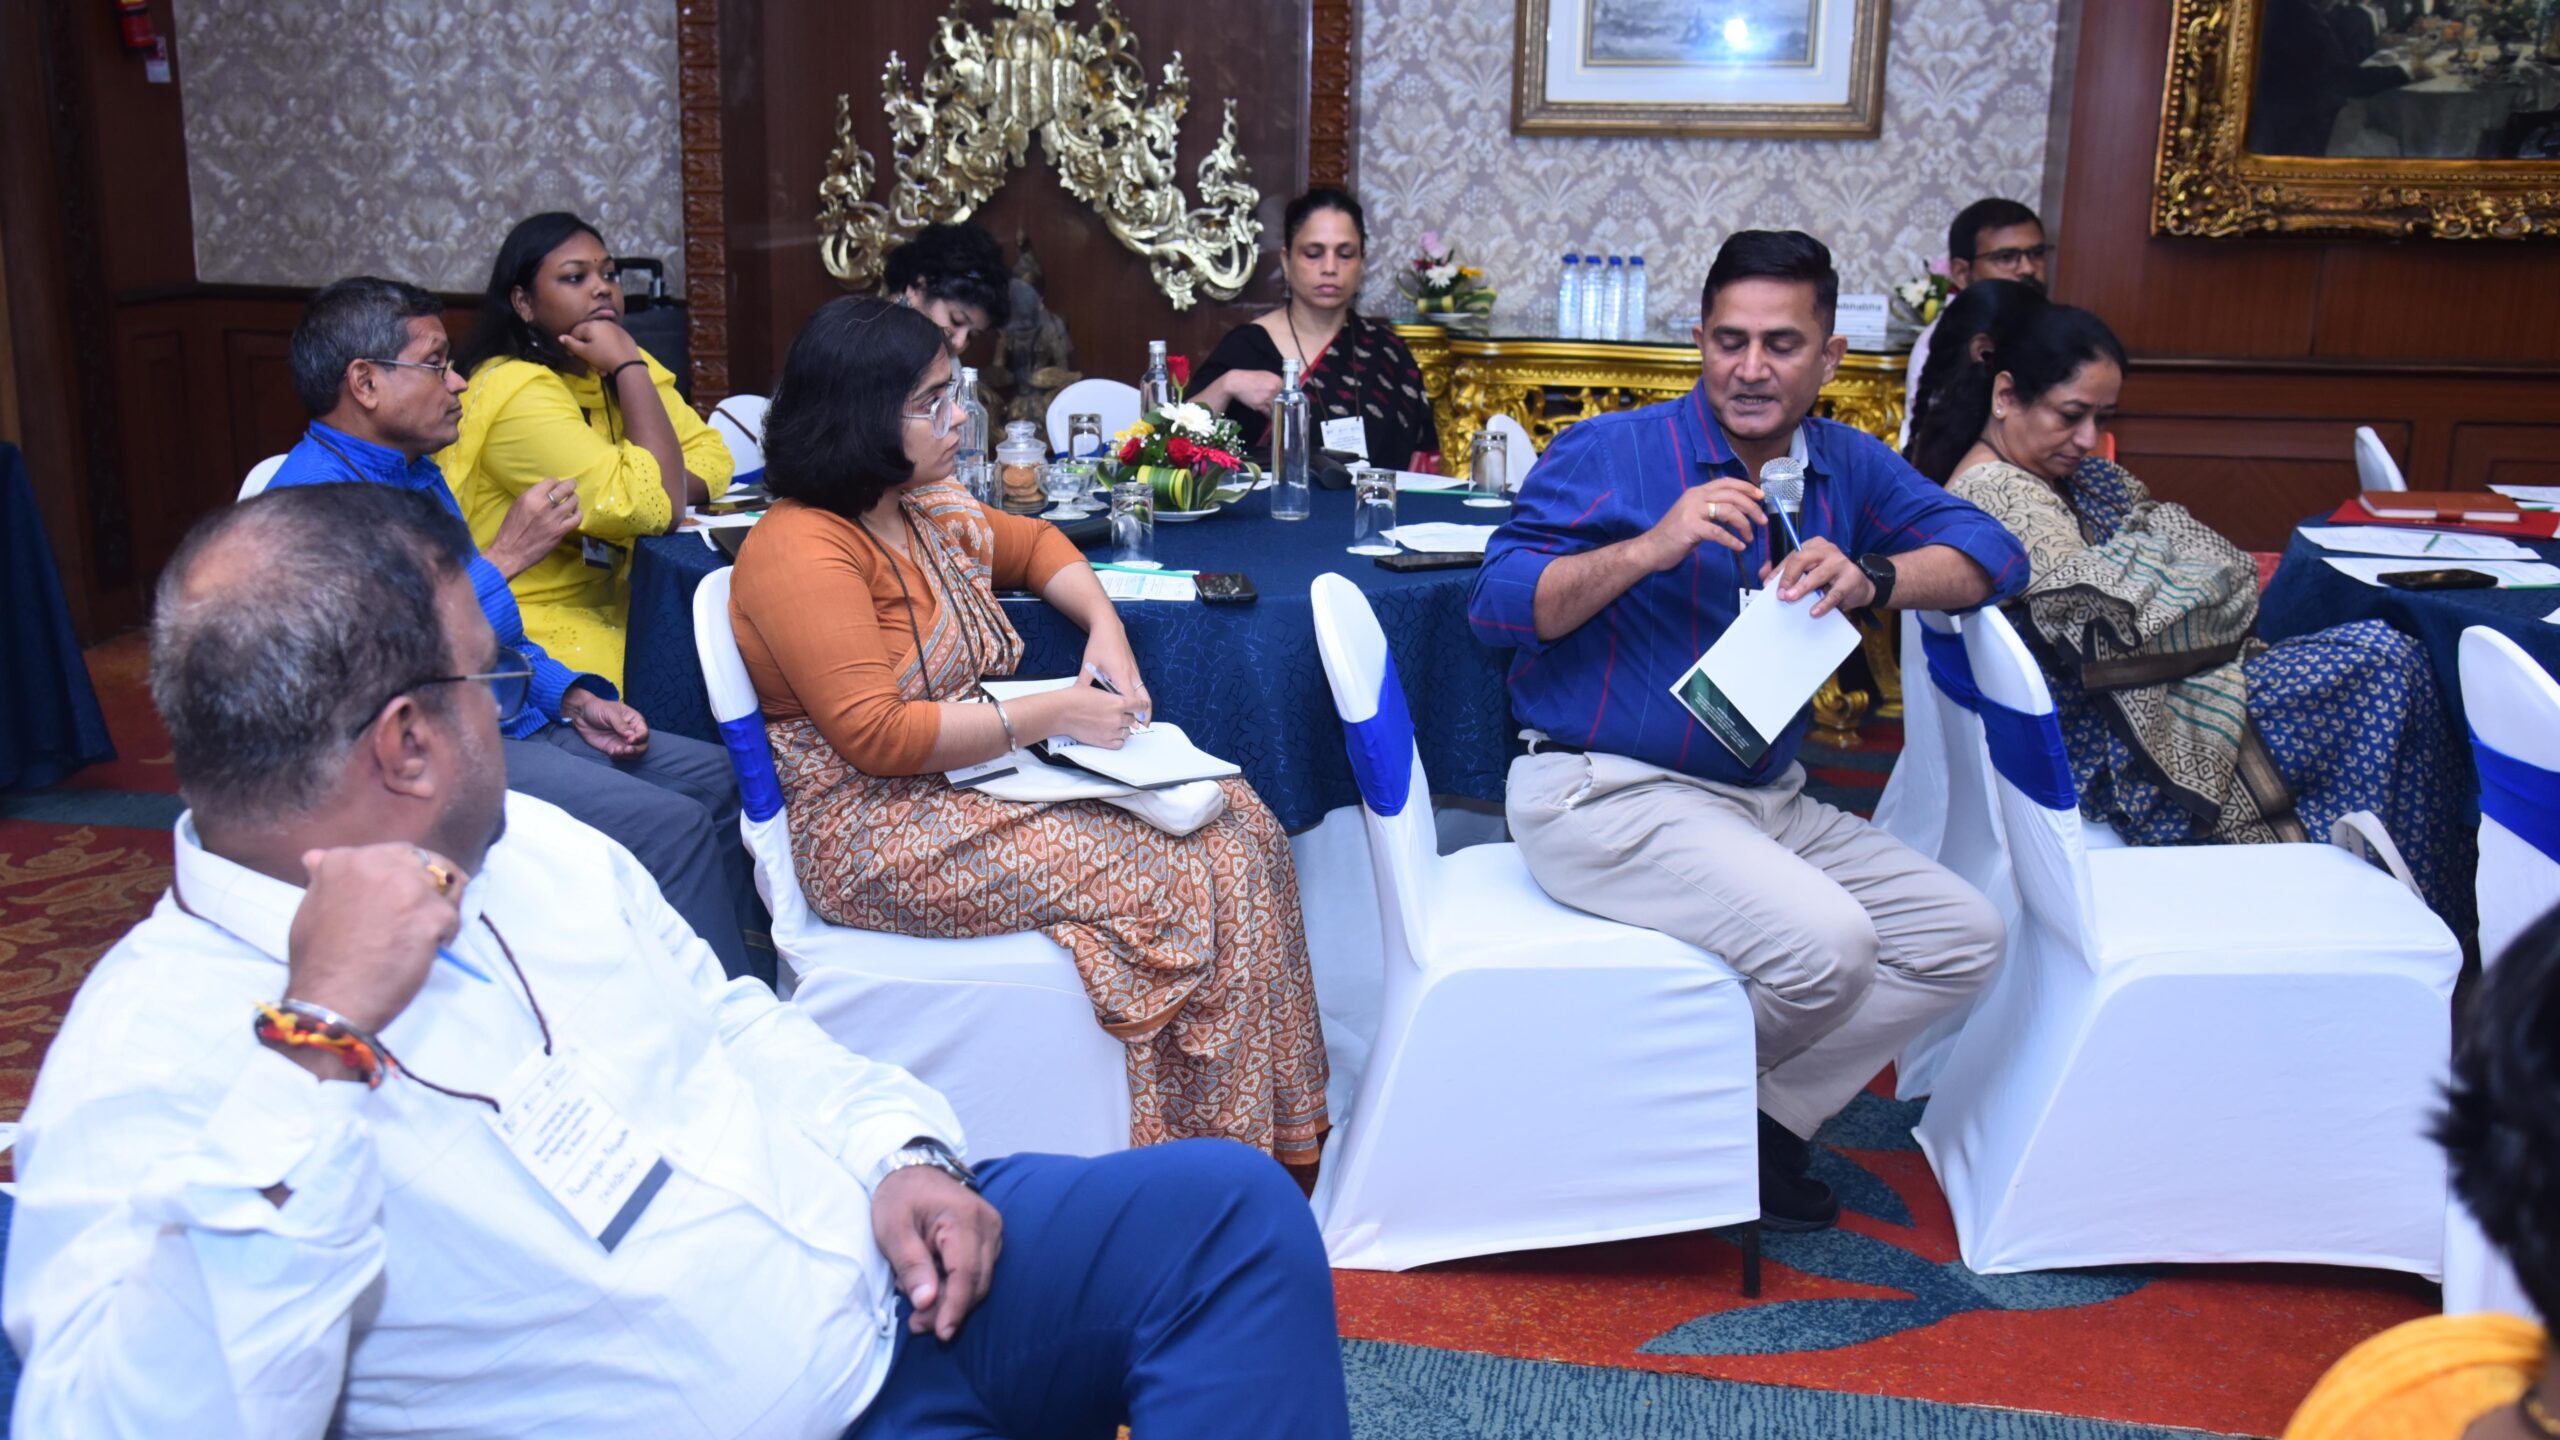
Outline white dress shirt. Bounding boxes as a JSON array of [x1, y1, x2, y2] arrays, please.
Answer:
[[6, 793, 966, 1439]]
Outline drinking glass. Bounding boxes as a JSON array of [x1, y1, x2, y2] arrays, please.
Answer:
[[1466, 431, 1510, 508], [1348, 463, 1399, 555], [1067, 412, 1106, 461], [1041, 462, 1090, 518], [1110, 475, 1157, 567], [956, 457, 994, 505]]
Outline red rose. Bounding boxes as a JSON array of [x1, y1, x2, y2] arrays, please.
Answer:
[[1168, 353, 1191, 389], [1166, 435, 1199, 464], [1118, 436, 1142, 463]]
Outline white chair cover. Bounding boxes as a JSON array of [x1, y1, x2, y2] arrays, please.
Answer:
[[1045, 379, 1143, 457], [1483, 414, 1538, 491], [690, 568, 1128, 1160], [1914, 607, 2460, 1276], [2441, 626, 2559, 1319], [1304, 573, 1759, 1271], [238, 454, 288, 501], [2354, 426, 2407, 492], [708, 395, 770, 488]]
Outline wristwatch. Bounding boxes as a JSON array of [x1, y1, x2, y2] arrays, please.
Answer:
[[876, 1136, 977, 1192], [1854, 553, 1899, 609]]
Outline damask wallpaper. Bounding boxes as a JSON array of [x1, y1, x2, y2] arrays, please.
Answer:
[[174, 0, 684, 294], [1353, 0, 2060, 332]]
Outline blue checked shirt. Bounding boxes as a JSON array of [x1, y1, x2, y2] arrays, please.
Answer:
[[1468, 385, 2028, 788], [265, 422, 611, 737]]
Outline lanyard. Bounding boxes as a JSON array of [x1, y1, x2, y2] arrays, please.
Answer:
[[172, 876, 554, 1112]]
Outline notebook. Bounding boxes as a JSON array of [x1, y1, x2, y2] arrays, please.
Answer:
[[979, 677, 1242, 790], [2358, 491, 2524, 524]]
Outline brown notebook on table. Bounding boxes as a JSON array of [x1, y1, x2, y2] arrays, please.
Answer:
[[2358, 491, 2524, 524]]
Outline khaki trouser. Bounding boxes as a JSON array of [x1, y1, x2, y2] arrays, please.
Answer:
[[1507, 750, 2004, 1140]]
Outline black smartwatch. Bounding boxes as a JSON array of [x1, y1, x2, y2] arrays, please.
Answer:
[[1854, 553, 1898, 609]]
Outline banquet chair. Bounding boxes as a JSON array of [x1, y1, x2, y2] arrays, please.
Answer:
[[1913, 606, 2460, 1276], [1306, 573, 1762, 1277], [1044, 379, 1142, 456], [690, 567, 1129, 1159], [1872, 610, 2119, 1101], [708, 395, 770, 489], [2353, 426, 2407, 492], [238, 454, 288, 502], [2441, 625, 2560, 1319]]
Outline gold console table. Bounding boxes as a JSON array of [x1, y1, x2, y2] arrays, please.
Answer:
[[1395, 324, 1911, 744]]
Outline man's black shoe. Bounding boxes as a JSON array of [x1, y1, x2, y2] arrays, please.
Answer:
[[1757, 1111, 1841, 1233]]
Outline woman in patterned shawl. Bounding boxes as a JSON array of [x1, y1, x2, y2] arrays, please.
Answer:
[[1906, 297, 2469, 927], [1190, 188, 1443, 473], [728, 297, 1329, 1172]]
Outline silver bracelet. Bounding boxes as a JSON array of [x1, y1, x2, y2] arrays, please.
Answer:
[[991, 697, 1021, 752]]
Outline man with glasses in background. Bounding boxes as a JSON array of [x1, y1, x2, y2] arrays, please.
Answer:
[[265, 277, 758, 982], [1902, 199, 2054, 443]]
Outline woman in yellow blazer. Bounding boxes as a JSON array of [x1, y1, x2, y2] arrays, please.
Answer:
[[444, 212, 731, 687]]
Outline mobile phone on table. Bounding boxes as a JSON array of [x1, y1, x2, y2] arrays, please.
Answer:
[[2378, 567, 2497, 590], [1196, 571, 1258, 604], [1374, 551, 1481, 573]]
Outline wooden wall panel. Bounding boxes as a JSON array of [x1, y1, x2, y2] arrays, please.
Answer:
[[712, 0, 1318, 397], [2057, 0, 2560, 554]]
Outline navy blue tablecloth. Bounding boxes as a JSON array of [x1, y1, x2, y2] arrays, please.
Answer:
[[2258, 514, 2560, 743], [623, 486, 1515, 832], [2, 442, 114, 791]]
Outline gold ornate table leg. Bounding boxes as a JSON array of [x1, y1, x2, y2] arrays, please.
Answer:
[[1859, 610, 1902, 722]]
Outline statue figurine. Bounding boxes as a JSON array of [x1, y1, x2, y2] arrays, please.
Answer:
[[988, 231, 1081, 426]]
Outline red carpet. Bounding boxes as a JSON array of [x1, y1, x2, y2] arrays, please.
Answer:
[[0, 637, 2433, 1437]]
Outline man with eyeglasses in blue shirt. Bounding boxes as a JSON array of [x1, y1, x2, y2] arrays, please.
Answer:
[[265, 276, 759, 983]]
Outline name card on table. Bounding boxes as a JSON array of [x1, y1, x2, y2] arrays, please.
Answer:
[[1834, 293, 1892, 345]]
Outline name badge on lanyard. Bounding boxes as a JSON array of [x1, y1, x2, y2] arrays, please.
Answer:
[[483, 1047, 672, 1251], [1320, 414, 1370, 460]]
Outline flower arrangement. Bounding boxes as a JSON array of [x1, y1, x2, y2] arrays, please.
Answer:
[[1890, 259, 1954, 329], [1111, 401, 1250, 511], [1396, 231, 1496, 319]]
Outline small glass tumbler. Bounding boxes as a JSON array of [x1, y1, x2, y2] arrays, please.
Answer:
[[1110, 474, 1157, 568], [1348, 463, 1399, 555], [1467, 431, 1510, 507], [1041, 462, 1090, 518], [1067, 412, 1106, 461], [956, 457, 994, 506]]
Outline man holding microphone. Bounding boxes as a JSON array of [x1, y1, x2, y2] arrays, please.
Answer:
[[1466, 231, 2030, 1230]]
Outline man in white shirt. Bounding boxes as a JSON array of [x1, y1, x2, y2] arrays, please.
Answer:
[[5, 482, 1350, 1439]]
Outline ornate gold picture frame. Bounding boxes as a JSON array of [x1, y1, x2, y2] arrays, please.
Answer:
[[1512, 0, 1890, 138], [2153, 0, 2560, 238]]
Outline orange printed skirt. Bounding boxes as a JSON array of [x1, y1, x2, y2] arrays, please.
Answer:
[[771, 717, 1330, 1162]]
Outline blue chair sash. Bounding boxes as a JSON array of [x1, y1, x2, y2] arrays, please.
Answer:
[[1920, 625, 2079, 812], [1343, 653, 1416, 818], [718, 712, 786, 823], [2472, 731, 2560, 867]]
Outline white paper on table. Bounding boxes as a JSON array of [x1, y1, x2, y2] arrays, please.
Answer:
[[2545, 606, 2560, 626], [682, 509, 763, 530], [1095, 569, 1198, 601], [2297, 526, 2535, 560], [1667, 590, 1861, 765], [2491, 485, 2560, 510], [2322, 557, 2560, 589], [1383, 522, 1500, 554], [1391, 470, 1469, 493]]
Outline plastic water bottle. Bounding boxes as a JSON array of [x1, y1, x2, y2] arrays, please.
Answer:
[[1625, 256, 1649, 340], [954, 366, 990, 501], [1270, 358, 1311, 521], [1555, 254, 1583, 337], [1140, 340, 1176, 411], [1578, 254, 1605, 339], [1600, 257, 1626, 340]]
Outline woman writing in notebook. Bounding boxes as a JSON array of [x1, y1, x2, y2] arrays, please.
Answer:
[[1906, 293, 2467, 926], [727, 298, 1330, 1175]]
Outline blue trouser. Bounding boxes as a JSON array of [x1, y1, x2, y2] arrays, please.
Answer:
[[847, 1141, 1350, 1440]]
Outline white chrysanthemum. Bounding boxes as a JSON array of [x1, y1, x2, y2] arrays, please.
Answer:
[[1424, 262, 1459, 288], [1166, 401, 1217, 437]]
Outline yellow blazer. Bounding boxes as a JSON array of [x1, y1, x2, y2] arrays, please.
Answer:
[[440, 351, 732, 688]]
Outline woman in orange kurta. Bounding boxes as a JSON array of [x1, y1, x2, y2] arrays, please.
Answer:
[[2283, 904, 2560, 1440], [728, 297, 1328, 1168]]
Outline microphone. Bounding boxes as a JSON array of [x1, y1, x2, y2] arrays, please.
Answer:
[[1759, 456, 1807, 562]]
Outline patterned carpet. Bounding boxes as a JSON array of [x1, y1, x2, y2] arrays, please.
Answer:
[[0, 638, 2433, 1438]]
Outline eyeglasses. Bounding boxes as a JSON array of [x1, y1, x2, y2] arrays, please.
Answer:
[[365, 356, 455, 379], [346, 647, 534, 739], [1973, 244, 2056, 270], [901, 376, 962, 437]]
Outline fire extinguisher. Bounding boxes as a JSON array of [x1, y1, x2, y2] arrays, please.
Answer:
[[113, 0, 156, 53]]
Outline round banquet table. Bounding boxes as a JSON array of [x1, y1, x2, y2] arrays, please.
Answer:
[[621, 485, 1517, 834], [2257, 514, 2560, 747]]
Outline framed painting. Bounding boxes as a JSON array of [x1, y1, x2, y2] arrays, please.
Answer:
[[2154, 0, 2560, 238], [1511, 0, 1891, 137]]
